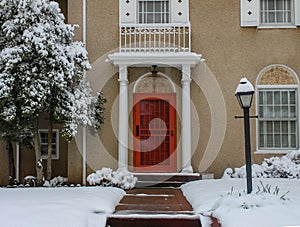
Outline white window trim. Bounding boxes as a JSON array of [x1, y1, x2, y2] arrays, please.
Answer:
[[38, 129, 59, 160], [255, 64, 300, 154]]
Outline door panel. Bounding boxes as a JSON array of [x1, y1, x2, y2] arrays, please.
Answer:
[[133, 93, 176, 172]]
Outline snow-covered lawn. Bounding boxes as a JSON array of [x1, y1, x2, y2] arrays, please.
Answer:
[[181, 178, 300, 227], [0, 187, 125, 227]]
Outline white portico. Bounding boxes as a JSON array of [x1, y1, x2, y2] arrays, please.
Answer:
[[108, 0, 202, 173]]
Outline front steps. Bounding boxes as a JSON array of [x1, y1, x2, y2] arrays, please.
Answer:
[[134, 173, 201, 187], [106, 188, 201, 227]]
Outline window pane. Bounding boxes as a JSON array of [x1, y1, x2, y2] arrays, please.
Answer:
[[274, 91, 280, 104], [274, 106, 281, 118], [290, 106, 296, 118], [146, 14, 154, 23], [290, 91, 295, 104], [282, 91, 288, 104], [155, 2, 162, 11], [269, 12, 275, 23], [274, 121, 280, 133], [267, 91, 273, 104], [41, 145, 48, 155], [147, 2, 154, 12], [268, 0, 275, 10], [282, 134, 288, 147], [276, 0, 284, 10], [275, 134, 281, 147], [259, 91, 264, 105], [291, 134, 296, 147], [281, 106, 288, 118], [291, 121, 296, 133], [282, 121, 288, 133], [267, 134, 273, 147], [260, 134, 265, 147]]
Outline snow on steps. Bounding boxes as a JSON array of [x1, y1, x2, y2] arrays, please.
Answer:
[[134, 173, 201, 187], [106, 188, 202, 227]]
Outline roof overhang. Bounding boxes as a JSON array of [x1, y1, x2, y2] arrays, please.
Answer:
[[107, 52, 202, 68]]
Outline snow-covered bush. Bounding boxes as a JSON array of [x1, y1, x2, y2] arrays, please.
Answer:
[[223, 151, 300, 179], [43, 176, 68, 187], [87, 168, 137, 190], [23, 176, 37, 187]]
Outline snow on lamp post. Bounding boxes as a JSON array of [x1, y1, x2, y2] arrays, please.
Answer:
[[235, 77, 255, 194]]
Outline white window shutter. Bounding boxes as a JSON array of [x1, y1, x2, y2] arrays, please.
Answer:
[[119, 0, 136, 24], [171, 0, 189, 23], [240, 0, 259, 27], [295, 0, 300, 25]]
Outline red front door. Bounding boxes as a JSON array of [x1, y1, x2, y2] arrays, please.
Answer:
[[133, 93, 176, 172]]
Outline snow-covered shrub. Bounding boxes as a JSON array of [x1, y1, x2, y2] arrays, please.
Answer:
[[208, 184, 289, 217], [87, 168, 137, 190], [223, 151, 300, 179], [43, 176, 68, 187], [23, 176, 37, 187]]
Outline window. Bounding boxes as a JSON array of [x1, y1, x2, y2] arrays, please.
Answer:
[[240, 0, 300, 27], [260, 0, 293, 25], [138, 0, 169, 23], [256, 65, 299, 152], [38, 129, 59, 159], [258, 90, 297, 149]]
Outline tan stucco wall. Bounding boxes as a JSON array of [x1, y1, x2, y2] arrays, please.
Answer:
[[66, 0, 300, 181], [189, 0, 300, 177]]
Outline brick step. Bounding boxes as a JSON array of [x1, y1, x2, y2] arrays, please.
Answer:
[[106, 215, 201, 227], [134, 173, 201, 188], [106, 188, 202, 227]]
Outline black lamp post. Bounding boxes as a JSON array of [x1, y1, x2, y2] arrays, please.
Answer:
[[235, 77, 255, 194]]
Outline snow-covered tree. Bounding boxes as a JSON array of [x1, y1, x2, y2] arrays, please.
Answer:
[[0, 0, 105, 185]]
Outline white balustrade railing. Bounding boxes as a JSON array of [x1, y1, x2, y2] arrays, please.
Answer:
[[119, 23, 191, 53]]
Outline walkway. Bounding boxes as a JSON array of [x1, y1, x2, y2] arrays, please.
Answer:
[[106, 188, 201, 227]]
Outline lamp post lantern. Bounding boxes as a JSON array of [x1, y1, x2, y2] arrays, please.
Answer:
[[235, 77, 255, 194]]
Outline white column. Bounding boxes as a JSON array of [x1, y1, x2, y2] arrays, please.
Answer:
[[118, 65, 129, 169], [181, 64, 193, 172]]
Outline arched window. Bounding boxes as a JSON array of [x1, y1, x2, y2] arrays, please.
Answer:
[[256, 64, 299, 152]]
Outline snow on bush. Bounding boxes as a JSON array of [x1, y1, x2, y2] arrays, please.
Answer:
[[43, 176, 68, 187], [223, 151, 300, 179], [87, 168, 137, 190]]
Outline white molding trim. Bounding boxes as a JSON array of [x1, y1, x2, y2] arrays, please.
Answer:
[[108, 52, 202, 68], [133, 71, 176, 93], [255, 149, 300, 154], [256, 64, 300, 85]]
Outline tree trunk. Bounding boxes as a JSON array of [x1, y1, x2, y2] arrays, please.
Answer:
[[46, 121, 53, 181], [7, 140, 16, 185], [33, 121, 43, 186]]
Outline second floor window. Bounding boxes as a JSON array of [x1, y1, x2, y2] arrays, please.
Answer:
[[260, 0, 293, 25], [138, 0, 169, 23]]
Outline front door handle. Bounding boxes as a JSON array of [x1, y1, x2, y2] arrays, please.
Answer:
[[136, 125, 139, 137]]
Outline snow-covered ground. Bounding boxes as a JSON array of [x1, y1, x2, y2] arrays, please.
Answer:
[[0, 179, 299, 227], [0, 186, 125, 227], [181, 178, 300, 227]]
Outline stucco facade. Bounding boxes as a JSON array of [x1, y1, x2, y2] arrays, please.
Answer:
[[1, 0, 300, 185]]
